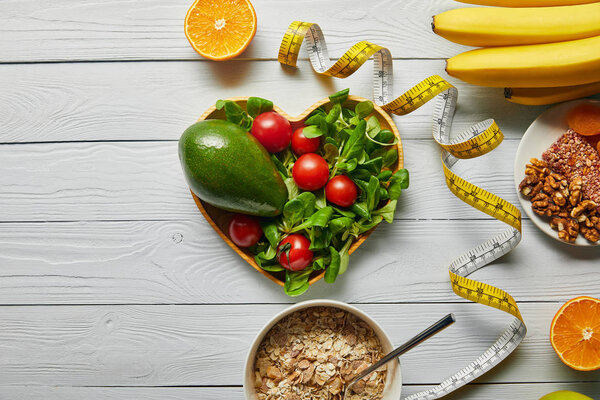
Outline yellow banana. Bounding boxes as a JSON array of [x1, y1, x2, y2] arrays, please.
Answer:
[[457, 0, 600, 6], [433, 3, 600, 47], [446, 35, 600, 88], [505, 81, 600, 105]]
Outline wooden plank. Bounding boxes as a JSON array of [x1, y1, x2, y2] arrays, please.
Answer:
[[0, 60, 552, 144], [3, 383, 600, 400], [0, 0, 474, 63], [1, 219, 599, 305], [0, 303, 595, 386], [0, 139, 529, 222]]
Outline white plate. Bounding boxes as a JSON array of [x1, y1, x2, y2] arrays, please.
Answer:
[[514, 99, 600, 246]]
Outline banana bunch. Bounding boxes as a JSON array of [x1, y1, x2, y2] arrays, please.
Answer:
[[433, 0, 600, 105]]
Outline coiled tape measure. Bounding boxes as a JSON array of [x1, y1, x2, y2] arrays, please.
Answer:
[[279, 21, 526, 400]]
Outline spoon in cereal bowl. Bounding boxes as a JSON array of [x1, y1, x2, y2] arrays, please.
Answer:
[[342, 313, 456, 400]]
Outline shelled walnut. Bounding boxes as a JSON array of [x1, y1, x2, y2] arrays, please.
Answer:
[[568, 177, 583, 206], [530, 193, 560, 217], [550, 217, 579, 243], [519, 158, 548, 197], [571, 200, 597, 219], [580, 213, 600, 242], [582, 226, 600, 242], [520, 158, 599, 243]]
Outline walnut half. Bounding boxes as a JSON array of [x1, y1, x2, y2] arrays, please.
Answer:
[[550, 217, 579, 243], [519, 158, 549, 198], [531, 193, 560, 217]]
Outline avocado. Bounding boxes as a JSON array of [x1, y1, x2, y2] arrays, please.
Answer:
[[179, 119, 288, 217]]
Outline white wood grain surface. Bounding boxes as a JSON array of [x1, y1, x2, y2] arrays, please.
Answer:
[[3, 384, 600, 400], [0, 140, 528, 221], [0, 219, 599, 305], [0, 303, 594, 386], [0, 60, 550, 143], [1, 0, 599, 398], [0, 0, 474, 62]]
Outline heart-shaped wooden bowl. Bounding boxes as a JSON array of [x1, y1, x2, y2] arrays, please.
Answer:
[[190, 95, 404, 287]]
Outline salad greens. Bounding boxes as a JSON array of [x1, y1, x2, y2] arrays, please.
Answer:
[[216, 97, 274, 130], [217, 89, 409, 296]]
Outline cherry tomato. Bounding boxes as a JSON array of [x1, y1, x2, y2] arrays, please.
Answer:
[[325, 175, 358, 207], [228, 214, 262, 248], [277, 234, 313, 271], [292, 153, 330, 191], [251, 111, 292, 153], [291, 127, 320, 155]]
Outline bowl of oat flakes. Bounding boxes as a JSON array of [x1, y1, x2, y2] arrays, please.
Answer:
[[244, 300, 402, 400]]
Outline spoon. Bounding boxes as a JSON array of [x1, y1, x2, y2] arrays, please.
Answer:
[[342, 313, 456, 399]]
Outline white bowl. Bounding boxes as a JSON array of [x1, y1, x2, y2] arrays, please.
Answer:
[[514, 99, 600, 246], [243, 299, 402, 400]]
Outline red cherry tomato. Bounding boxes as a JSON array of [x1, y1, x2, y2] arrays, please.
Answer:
[[292, 153, 330, 191], [228, 214, 262, 248], [291, 127, 320, 155], [277, 234, 313, 271], [251, 111, 292, 153], [325, 175, 358, 207]]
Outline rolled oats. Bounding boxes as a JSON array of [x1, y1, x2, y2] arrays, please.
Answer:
[[253, 307, 387, 400]]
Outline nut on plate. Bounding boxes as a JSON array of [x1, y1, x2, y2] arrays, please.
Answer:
[[521, 158, 599, 244], [520, 158, 550, 198], [571, 199, 597, 219], [550, 217, 579, 243], [531, 193, 560, 217], [568, 177, 583, 206]]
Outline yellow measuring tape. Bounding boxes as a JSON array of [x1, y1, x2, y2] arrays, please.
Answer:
[[279, 21, 525, 399]]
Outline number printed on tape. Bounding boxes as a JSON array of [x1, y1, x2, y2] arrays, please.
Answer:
[[279, 21, 526, 400]]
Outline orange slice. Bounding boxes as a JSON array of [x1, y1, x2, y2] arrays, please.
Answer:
[[550, 296, 600, 371], [184, 0, 257, 61]]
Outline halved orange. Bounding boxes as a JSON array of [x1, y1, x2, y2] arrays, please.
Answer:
[[550, 296, 600, 371], [184, 0, 257, 61]]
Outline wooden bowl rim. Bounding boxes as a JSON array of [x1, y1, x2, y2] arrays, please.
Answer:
[[191, 95, 404, 287]]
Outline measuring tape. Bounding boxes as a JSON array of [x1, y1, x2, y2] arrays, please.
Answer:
[[279, 21, 526, 400]]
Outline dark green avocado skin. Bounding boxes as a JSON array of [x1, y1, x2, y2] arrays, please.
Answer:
[[179, 119, 287, 217]]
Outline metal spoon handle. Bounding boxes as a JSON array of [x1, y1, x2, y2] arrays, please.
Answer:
[[348, 313, 456, 387]]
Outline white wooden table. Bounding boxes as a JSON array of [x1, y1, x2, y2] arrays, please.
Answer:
[[1, 1, 599, 399]]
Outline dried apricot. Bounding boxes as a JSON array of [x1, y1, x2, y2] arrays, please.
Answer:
[[567, 103, 600, 136], [585, 134, 600, 151]]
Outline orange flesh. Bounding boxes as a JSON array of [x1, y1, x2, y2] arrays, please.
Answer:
[[551, 296, 600, 371], [567, 104, 600, 136], [185, 0, 257, 60]]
